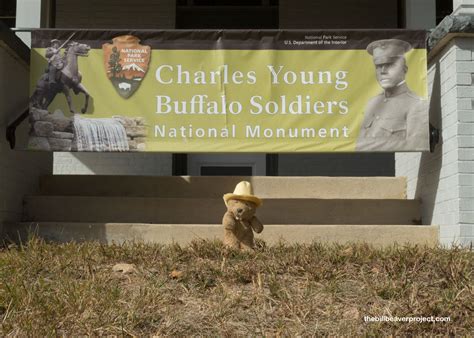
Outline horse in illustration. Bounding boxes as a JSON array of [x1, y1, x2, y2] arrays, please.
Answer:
[[30, 41, 91, 114]]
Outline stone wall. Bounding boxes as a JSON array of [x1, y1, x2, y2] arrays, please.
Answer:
[[395, 37, 474, 246], [28, 108, 147, 152], [28, 109, 74, 151], [112, 116, 147, 151]]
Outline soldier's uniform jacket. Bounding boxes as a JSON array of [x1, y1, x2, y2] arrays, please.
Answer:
[[356, 82, 429, 151], [45, 47, 65, 70]]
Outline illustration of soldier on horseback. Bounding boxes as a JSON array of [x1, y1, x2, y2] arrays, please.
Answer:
[[46, 39, 65, 86], [30, 34, 91, 114]]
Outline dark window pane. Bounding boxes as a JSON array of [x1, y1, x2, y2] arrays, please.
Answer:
[[436, 0, 452, 24], [0, 18, 15, 28], [0, 0, 16, 28], [0, 0, 16, 16], [201, 166, 253, 176], [194, 0, 261, 6]]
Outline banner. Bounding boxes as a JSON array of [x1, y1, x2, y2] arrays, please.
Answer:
[[27, 30, 429, 152]]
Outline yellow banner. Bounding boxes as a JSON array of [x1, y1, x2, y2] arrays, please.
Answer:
[[28, 30, 429, 152]]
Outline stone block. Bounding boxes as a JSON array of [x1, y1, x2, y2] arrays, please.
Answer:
[[457, 86, 474, 97], [456, 73, 472, 85], [460, 186, 474, 198], [441, 124, 457, 141], [460, 200, 474, 211], [442, 102, 457, 117], [459, 161, 474, 173], [457, 99, 473, 110], [126, 126, 147, 138], [440, 50, 456, 68], [32, 121, 54, 137], [441, 80, 456, 96], [439, 225, 459, 239], [459, 110, 474, 122], [133, 117, 146, 126], [52, 131, 74, 140], [442, 113, 458, 130], [70, 140, 78, 152], [43, 110, 73, 132], [49, 138, 72, 151], [460, 212, 474, 223], [442, 89, 457, 107], [113, 116, 137, 128], [459, 136, 474, 148], [28, 136, 51, 151], [456, 49, 472, 61], [128, 140, 137, 150], [459, 174, 474, 186], [29, 108, 49, 122], [440, 162, 458, 178], [456, 61, 474, 73], [458, 123, 474, 134], [137, 143, 146, 151]]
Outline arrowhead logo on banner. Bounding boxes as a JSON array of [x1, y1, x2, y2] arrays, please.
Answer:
[[102, 35, 151, 99]]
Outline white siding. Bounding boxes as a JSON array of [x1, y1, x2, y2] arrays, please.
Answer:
[[396, 39, 474, 246]]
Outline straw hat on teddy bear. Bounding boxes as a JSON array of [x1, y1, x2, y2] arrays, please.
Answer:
[[223, 181, 262, 207]]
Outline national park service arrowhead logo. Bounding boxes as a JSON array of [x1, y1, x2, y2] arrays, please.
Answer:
[[103, 35, 151, 99]]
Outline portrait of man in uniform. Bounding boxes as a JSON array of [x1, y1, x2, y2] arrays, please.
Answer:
[[356, 39, 429, 151]]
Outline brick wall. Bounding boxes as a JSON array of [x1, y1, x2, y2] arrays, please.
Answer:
[[396, 38, 474, 246]]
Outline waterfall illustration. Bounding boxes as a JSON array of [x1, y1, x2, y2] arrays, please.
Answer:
[[73, 116, 129, 151]]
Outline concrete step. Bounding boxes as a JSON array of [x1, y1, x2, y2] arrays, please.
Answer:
[[23, 196, 420, 225], [39, 175, 407, 199], [12, 222, 439, 247]]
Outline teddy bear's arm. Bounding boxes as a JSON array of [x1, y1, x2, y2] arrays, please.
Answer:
[[222, 211, 237, 230], [250, 216, 263, 233]]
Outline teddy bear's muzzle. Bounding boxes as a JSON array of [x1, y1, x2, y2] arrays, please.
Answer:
[[234, 208, 244, 221]]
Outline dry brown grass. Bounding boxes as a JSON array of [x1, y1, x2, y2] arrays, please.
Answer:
[[0, 237, 472, 336]]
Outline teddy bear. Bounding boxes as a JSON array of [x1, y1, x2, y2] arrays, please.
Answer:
[[222, 181, 263, 251]]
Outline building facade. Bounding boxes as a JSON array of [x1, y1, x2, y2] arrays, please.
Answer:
[[1, 0, 473, 246]]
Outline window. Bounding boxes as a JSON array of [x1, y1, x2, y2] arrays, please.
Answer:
[[0, 0, 16, 28], [436, 0, 452, 24], [176, 0, 278, 29]]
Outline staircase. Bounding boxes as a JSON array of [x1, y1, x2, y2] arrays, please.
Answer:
[[16, 176, 438, 246]]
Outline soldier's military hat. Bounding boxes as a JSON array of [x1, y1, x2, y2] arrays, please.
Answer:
[[367, 39, 412, 65]]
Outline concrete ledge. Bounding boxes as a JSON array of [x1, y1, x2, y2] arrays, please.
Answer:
[[9, 223, 439, 247], [23, 196, 420, 225], [39, 175, 407, 199]]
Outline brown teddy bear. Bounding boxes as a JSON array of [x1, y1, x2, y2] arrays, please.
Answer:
[[222, 181, 263, 250]]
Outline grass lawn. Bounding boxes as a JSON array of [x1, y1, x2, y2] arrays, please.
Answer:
[[0, 237, 472, 336]]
